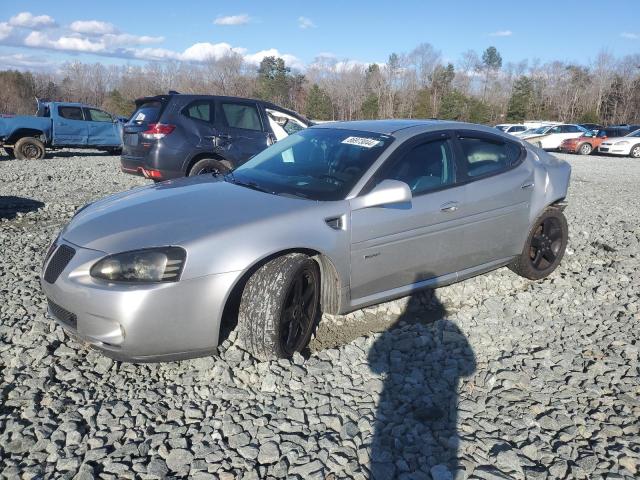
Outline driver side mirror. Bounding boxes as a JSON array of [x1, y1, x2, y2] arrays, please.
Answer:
[[351, 179, 412, 210]]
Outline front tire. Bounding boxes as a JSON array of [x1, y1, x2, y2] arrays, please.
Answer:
[[578, 143, 592, 155], [14, 137, 46, 160], [509, 208, 568, 280], [630, 144, 640, 158], [238, 254, 320, 361], [188, 158, 231, 176]]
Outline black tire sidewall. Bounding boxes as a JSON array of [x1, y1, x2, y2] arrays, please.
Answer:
[[15, 137, 45, 160], [238, 254, 320, 360], [188, 158, 230, 177], [510, 208, 568, 280]]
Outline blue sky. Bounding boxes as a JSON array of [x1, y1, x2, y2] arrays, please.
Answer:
[[1, 0, 639, 71]]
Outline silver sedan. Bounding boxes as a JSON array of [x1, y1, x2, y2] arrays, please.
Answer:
[[41, 120, 571, 362]]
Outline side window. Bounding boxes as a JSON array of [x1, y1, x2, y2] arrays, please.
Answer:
[[86, 109, 112, 122], [221, 103, 262, 131], [58, 106, 84, 121], [377, 139, 454, 196], [183, 101, 214, 123], [458, 136, 522, 178], [549, 126, 561, 134], [565, 125, 579, 133]]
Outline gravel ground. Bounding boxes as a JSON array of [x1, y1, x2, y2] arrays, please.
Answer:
[[0, 150, 638, 480]]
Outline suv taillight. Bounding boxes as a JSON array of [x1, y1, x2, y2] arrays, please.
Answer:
[[141, 123, 175, 139]]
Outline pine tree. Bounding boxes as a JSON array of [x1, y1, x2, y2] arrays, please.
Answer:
[[305, 84, 332, 120], [506, 76, 533, 122]]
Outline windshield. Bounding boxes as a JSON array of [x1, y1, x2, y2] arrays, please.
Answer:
[[231, 128, 394, 201], [495, 125, 508, 132], [531, 126, 551, 135], [625, 129, 640, 137]]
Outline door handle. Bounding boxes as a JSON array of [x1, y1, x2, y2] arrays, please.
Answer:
[[440, 201, 459, 212], [521, 182, 534, 189]]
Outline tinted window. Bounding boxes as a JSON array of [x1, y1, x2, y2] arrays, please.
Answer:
[[183, 101, 214, 123], [377, 139, 454, 195], [564, 125, 581, 133], [58, 106, 84, 121], [130, 101, 163, 125], [221, 103, 262, 131], [86, 109, 112, 122], [459, 137, 522, 178]]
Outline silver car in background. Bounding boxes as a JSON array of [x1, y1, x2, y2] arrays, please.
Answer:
[[41, 120, 571, 362]]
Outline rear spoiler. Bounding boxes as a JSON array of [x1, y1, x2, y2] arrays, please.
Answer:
[[134, 95, 171, 107]]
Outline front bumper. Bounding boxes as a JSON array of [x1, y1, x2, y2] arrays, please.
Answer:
[[41, 239, 241, 362], [598, 145, 630, 156]]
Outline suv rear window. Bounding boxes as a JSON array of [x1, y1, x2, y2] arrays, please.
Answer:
[[221, 103, 262, 131], [130, 101, 163, 124]]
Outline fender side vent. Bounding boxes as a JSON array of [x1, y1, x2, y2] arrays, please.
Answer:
[[325, 215, 344, 231]]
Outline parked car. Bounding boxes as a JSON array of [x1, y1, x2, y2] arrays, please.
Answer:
[[41, 120, 571, 362], [121, 93, 311, 181], [598, 129, 640, 158], [578, 123, 603, 132], [0, 100, 122, 160], [524, 124, 588, 150], [559, 127, 630, 155], [495, 124, 527, 135]]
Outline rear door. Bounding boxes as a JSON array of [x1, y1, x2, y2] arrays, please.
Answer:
[[180, 99, 218, 154], [452, 130, 534, 269], [215, 100, 270, 165], [83, 108, 121, 147], [53, 106, 88, 146]]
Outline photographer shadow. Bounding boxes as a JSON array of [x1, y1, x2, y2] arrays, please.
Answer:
[[0, 196, 45, 220], [367, 282, 476, 479]]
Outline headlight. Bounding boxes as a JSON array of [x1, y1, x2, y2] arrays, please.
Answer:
[[90, 247, 186, 283], [615, 141, 629, 146]]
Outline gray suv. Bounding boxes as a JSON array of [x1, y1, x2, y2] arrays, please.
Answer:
[[121, 93, 310, 180]]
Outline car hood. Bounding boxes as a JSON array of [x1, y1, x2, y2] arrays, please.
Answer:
[[61, 176, 318, 253]]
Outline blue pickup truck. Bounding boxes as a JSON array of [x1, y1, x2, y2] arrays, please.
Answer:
[[0, 100, 123, 160]]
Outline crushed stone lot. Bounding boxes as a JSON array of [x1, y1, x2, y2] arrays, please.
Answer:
[[1, 150, 639, 480]]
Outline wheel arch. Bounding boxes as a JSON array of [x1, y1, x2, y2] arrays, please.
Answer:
[[7, 129, 46, 145], [184, 151, 232, 176], [219, 248, 343, 341]]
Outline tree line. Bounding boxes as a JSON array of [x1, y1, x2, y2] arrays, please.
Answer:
[[1, 44, 639, 126]]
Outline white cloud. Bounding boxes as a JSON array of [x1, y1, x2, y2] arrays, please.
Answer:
[[243, 48, 302, 69], [489, 30, 512, 37], [9, 12, 55, 29], [0, 22, 12, 40], [24, 31, 105, 53], [102, 33, 164, 47], [621, 32, 639, 40], [214, 14, 251, 26], [0, 52, 52, 70], [70, 20, 117, 35], [298, 16, 316, 29]]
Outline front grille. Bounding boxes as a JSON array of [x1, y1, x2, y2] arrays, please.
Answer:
[[44, 244, 76, 284], [47, 299, 77, 328]]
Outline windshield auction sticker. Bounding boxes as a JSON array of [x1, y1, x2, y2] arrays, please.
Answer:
[[341, 136, 382, 148]]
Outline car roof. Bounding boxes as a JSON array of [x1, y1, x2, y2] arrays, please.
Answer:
[[309, 119, 451, 135]]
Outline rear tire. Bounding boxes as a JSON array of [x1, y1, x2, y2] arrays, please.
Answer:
[[631, 144, 640, 158], [3, 147, 14, 158], [238, 254, 320, 361], [14, 137, 46, 160], [508, 208, 568, 280], [578, 143, 592, 155], [188, 158, 231, 176]]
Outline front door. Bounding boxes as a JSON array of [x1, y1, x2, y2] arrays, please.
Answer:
[[53, 105, 88, 146], [83, 108, 121, 147], [350, 134, 466, 301], [214, 101, 271, 166]]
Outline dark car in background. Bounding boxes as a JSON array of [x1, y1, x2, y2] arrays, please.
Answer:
[[121, 93, 310, 180]]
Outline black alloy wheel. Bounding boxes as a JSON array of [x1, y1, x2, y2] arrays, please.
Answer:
[[280, 266, 319, 356], [529, 216, 563, 271]]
